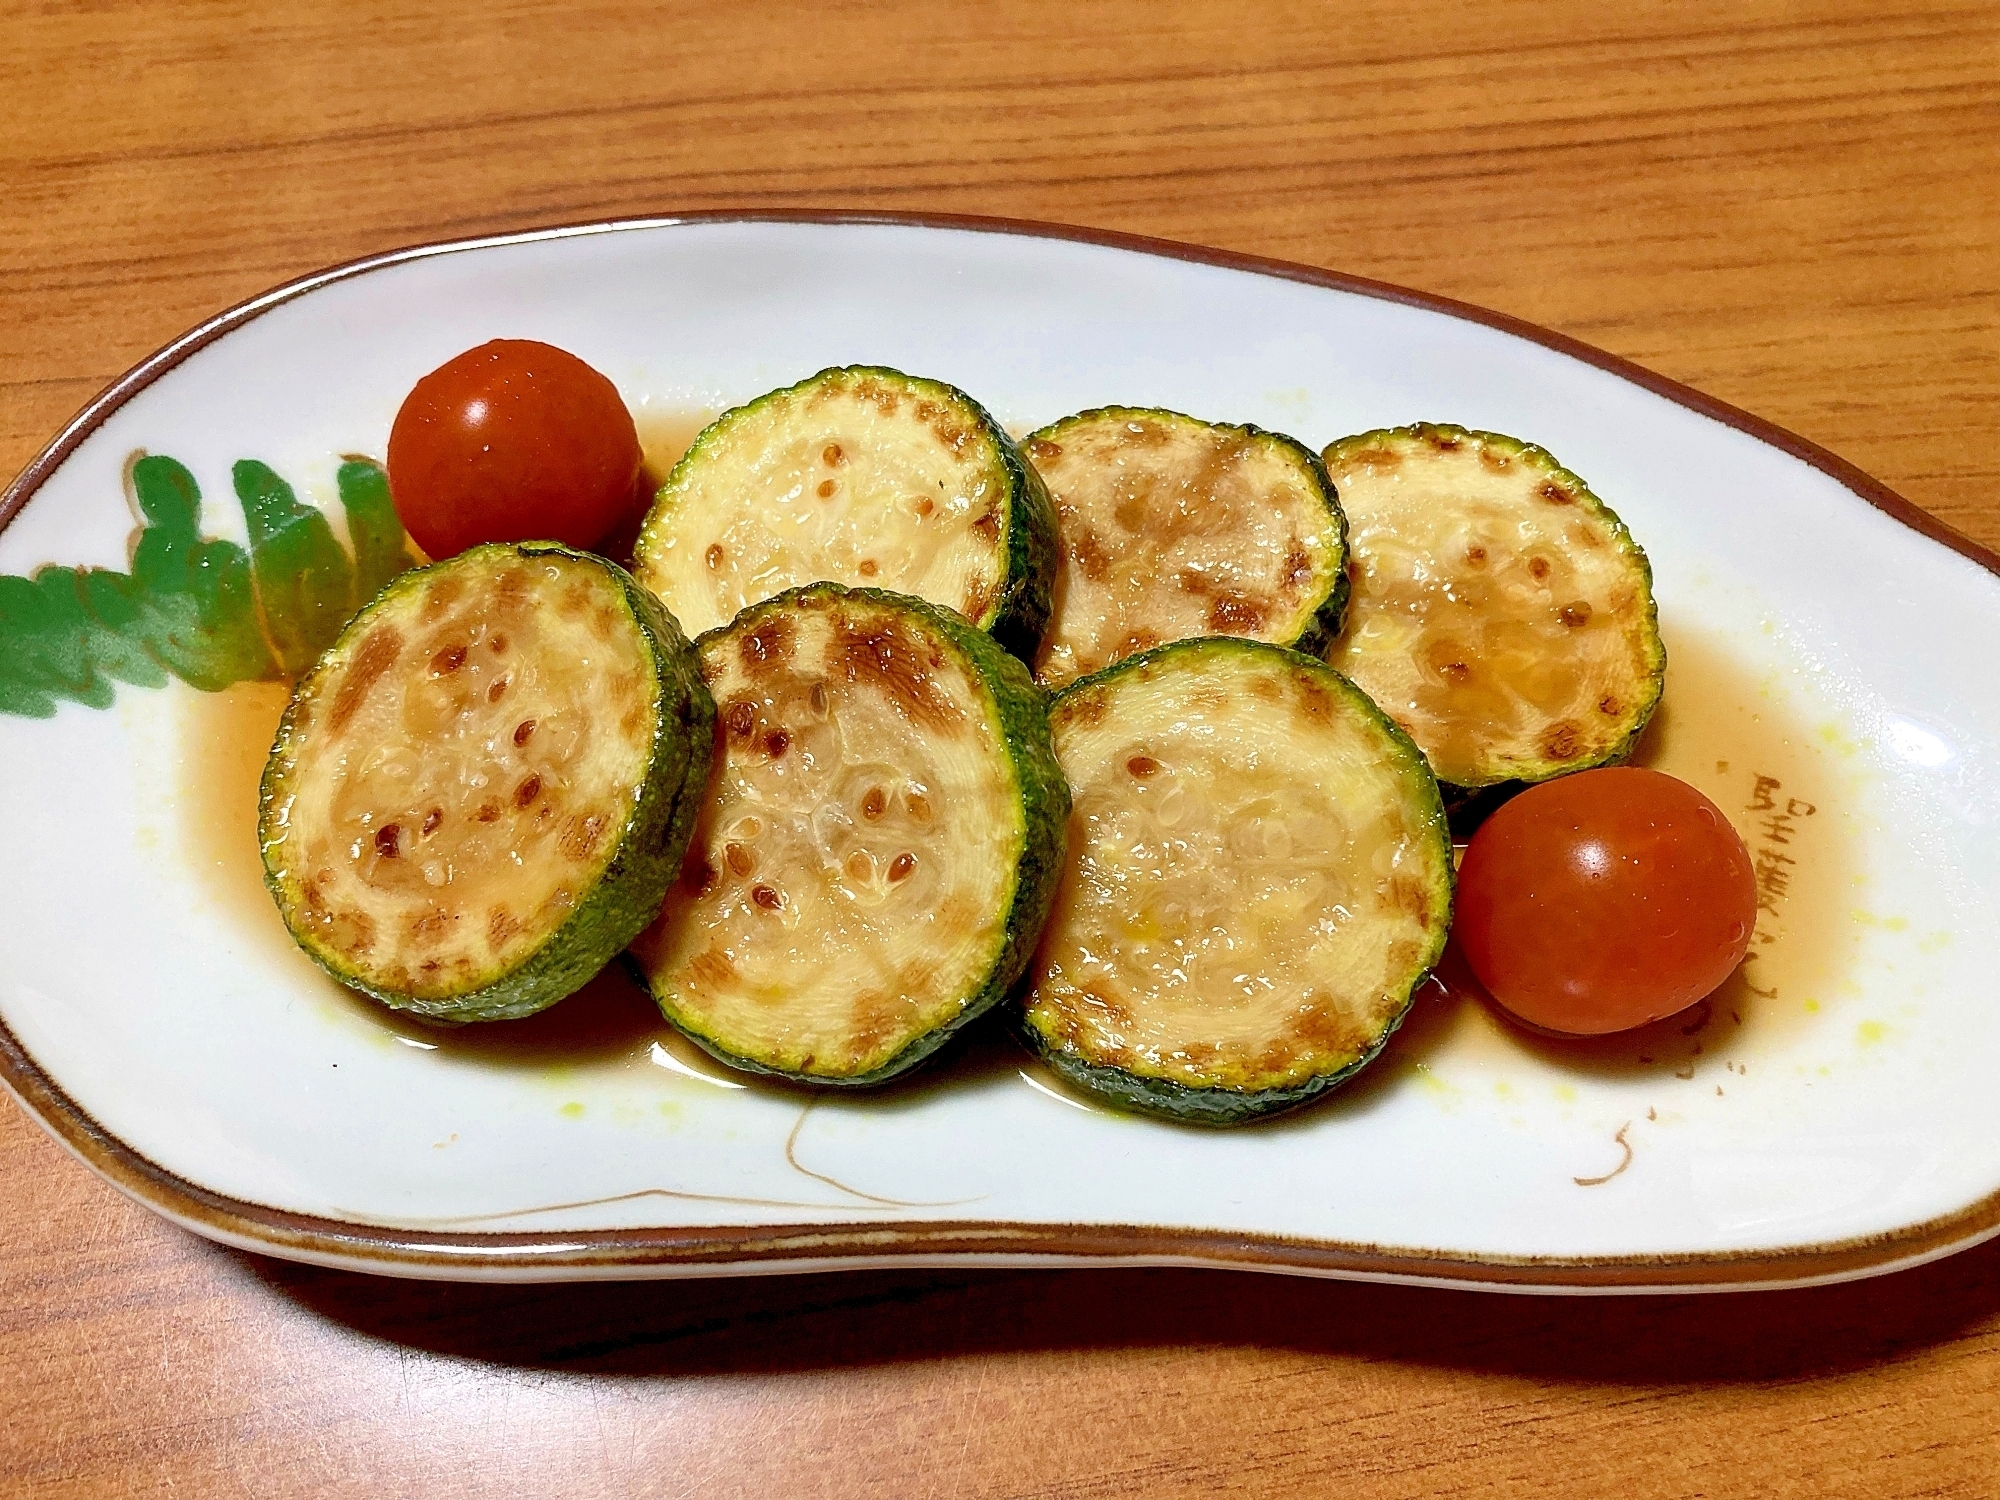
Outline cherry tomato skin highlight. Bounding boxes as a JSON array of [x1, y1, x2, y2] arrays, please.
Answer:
[[386, 339, 642, 559], [1454, 767, 1758, 1036]]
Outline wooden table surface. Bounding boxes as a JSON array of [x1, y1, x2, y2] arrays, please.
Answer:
[[4, 2, 1996, 1494]]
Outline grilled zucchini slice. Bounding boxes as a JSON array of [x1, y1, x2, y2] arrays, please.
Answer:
[[1323, 423, 1664, 790], [260, 542, 714, 1022], [631, 366, 1058, 661], [1020, 639, 1451, 1124], [1025, 408, 1347, 688], [630, 583, 1068, 1086]]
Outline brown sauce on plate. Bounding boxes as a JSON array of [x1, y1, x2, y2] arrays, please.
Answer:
[[179, 470, 1853, 1097], [1389, 616, 1856, 1079]]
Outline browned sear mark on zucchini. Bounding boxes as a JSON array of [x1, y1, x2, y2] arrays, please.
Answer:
[[559, 814, 608, 861], [328, 626, 403, 735], [1207, 593, 1269, 634], [488, 906, 520, 948], [409, 907, 455, 947], [1283, 544, 1313, 588], [421, 575, 466, 620], [1265, 998, 1374, 1069], [686, 944, 736, 990], [836, 617, 963, 733], [1069, 529, 1112, 583], [740, 615, 796, 673]]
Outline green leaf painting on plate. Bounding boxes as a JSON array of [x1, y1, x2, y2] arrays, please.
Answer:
[[0, 455, 414, 718]]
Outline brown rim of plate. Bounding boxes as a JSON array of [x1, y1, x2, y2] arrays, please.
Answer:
[[2, 210, 1996, 1291]]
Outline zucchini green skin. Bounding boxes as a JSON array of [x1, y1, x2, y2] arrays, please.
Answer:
[[260, 541, 715, 1023], [1028, 1019, 1401, 1127], [985, 416, 1061, 664], [1019, 637, 1452, 1126], [634, 365, 1059, 663], [1027, 406, 1349, 658], [1324, 422, 1665, 801], [639, 582, 1070, 1086], [1290, 439, 1351, 660]]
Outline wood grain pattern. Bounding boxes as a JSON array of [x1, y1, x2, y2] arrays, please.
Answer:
[[2, 0, 1996, 1494]]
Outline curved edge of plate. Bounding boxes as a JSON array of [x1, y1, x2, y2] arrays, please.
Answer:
[[7, 209, 1997, 582], [4, 208, 1998, 1292], [6, 1019, 2000, 1290]]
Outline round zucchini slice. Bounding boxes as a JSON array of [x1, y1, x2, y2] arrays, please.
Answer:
[[260, 542, 715, 1022], [1025, 408, 1348, 688], [1020, 639, 1452, 1125], [629, 583, 1069, 1086], [631, 365, 1058, 661], [1323, 423, 1664, 791]]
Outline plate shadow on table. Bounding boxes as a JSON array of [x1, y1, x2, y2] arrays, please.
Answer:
[[243, 1224, 2000, 1389]]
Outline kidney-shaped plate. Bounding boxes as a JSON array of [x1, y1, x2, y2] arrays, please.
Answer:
[[3, 214, 1996, 1289]]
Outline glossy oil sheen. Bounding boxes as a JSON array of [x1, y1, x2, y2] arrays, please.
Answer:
[[0, 217, 1995, 1288]]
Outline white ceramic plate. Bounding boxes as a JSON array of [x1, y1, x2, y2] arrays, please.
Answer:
[[4, 214, 1997, 1291]]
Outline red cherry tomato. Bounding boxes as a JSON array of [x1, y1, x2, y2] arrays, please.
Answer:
[[1454, 767, 1758, 1036], [386, 339, 641, 558]]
